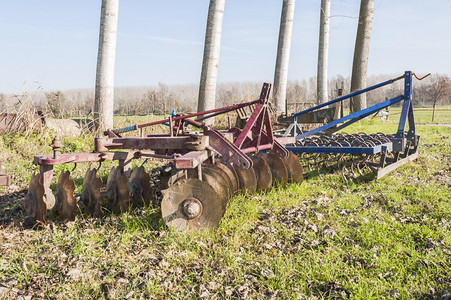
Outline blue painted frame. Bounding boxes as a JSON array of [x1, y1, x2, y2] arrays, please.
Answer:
[[286, 71, 418, 155]]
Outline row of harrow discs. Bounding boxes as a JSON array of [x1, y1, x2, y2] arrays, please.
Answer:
[[24, 84, 303, 231]]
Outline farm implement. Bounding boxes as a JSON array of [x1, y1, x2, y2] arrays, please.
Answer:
[[24, 83, 303, 230], [24, 71, 426, 229], [282, 71, 429, 181]]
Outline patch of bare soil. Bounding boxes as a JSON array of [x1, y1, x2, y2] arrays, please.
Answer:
[[431, 153, 451, 187], [433, 172, 451, 187]]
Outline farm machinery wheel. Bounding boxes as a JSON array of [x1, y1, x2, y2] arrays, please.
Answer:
[[161, 178, 224, 231], [215, 162, 239, 194], [233, 165, 257, 194], [24, 173, 47, 224], [200, 164, 232, 207], [104, 166, 130, 213], [55, 170, 78, 221], [251, 156, 272, 192], [129, 166, 152, 208], [261, 152, 288, 186], [81, 168, 105, 217], [282, 152, 303, 184]]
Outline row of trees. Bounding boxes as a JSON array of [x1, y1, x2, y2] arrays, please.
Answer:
[[279, 0, 375, 114], [1, 73, 449, 118], [93, 0, 227, 128], [91, 0, 375, 129], [11, 1, 439, 128]]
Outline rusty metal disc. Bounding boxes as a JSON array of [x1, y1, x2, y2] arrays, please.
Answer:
[[251, 156, 272, 192], [24, 173, 47, 224], [105, 166, 131, 213], [233, 165, 257, 194], [105, 167, 119, 210], [261, 152, 288, 186], [114, 171, 130, 212], [200, 164, 231, 210], [81, 168, 105, 217], [218, 161, 240, 193], [43, 185, 56, 211], [129, 166, 152, 208], [207, 164, 233, 198], [161, 178, 223, 231], [55, 170, 78, 221], [282, 152, 304, 184]]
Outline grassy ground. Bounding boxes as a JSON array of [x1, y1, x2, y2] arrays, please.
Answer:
[[387, 105, 451, 125], [0, 108, 450, 299]]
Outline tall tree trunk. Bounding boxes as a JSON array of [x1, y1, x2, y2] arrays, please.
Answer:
[[316, 0, 331, 105], [350, 0, 374, 113], [273, 0, 296, 116], [94, 0, 119, 131], [432, 101, 436, 122], [198, 0, 226, 125]]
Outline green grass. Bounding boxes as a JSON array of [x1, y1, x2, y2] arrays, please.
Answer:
[[0, 109, 450, 299], [344, 105, 451, 125]]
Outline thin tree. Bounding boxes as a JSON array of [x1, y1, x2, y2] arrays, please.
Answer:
[[273, 0, 296, 116], [316, 0, 331, 104], [198, 0, 226, 125], [350, 0, 374, 113], [428, 74, 451, 122], [94, 0, 120, 131]]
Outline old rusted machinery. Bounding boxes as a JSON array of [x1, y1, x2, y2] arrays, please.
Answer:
[[25, 83, 303, 230], [283, 71, 429, 181], [0, 160, 10, 186]]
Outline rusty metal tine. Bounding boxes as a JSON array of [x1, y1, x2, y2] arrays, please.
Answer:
[[140, 158, 149, 167]]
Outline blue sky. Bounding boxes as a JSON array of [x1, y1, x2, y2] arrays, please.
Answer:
[[0, 0, 450, 92]]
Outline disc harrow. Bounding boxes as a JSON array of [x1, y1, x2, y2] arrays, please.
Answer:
[[25, 83, 303, 230], [283, 71, 428, 181]]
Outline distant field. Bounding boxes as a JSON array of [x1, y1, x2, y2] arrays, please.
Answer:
[[111, 105, 451, 131], [391, 105, 451, 125], [339, 105, 451, 126]]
